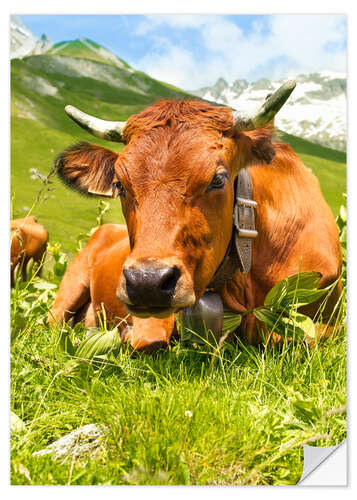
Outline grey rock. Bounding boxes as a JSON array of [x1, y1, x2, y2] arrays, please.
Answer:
[[11, 411, 26, 434], [33, 424, 109, 462]]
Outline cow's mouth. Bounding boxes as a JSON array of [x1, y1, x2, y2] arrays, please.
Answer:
[[126, 304, 176, 319]]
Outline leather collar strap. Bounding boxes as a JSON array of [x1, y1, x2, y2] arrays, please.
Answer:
[[208, 168, 258, 289]]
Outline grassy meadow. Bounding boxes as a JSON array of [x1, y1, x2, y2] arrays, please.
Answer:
[[10, 51, 346, 485], [10, 267, 346, 485]]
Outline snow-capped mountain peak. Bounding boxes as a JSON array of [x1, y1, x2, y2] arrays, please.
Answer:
[[10, 15, 52, 59], [194, 72, 346, 151]]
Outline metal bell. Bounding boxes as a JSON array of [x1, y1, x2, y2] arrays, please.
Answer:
[[181, 291, 224, 346]]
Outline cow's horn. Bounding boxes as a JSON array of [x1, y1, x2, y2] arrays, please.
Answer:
[[64, 105, 126, 142], [232, 80, 296, 132]]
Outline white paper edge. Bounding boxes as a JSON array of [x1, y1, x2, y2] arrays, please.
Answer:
[[299, 439, 347, 485]]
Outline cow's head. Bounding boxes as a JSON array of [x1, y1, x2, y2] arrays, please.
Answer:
[[56, 81, 295, 319]]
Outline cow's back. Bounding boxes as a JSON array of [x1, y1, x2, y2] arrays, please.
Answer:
[[220, 143, 342, 342], [250, 144, 341, 288]]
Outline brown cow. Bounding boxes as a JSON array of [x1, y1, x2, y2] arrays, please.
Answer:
[[50, 82, 342, 351], [11, 216, 48, 285]]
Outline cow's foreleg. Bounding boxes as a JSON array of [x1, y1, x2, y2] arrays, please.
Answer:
[[49, 248, 90, 326]]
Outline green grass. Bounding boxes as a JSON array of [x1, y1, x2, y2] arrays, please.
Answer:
[[10, 234, 347, 486], [10, 209, 346, 485], [10, 266, 346, 485]]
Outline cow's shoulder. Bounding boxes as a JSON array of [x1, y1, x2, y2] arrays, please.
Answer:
[[88, 224, 128, 244], [86, 224, 129, 263]]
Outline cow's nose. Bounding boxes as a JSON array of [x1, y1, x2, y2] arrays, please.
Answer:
[[123, 265, 181, 307]]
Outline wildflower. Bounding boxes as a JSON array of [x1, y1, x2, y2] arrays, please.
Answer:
[[185, 410, 193, 418]]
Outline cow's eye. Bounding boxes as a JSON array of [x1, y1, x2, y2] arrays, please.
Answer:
[[207, 172, 226, 192], [112, 180, 126, 198]]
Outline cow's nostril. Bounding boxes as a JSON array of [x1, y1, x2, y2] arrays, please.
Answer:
[[160, 266, 181, 294], [123, 269, 136, 294], [122, 264, 181, 308]]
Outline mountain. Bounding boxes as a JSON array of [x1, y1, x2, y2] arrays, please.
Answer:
[[194, 72, 346, 151], [10, 15, 53, 59], [11, 49, 190, 132], [46, 38, 132, 70], [10, 22, 346, 255]]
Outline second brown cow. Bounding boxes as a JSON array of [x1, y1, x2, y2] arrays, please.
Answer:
[[11, 216, 48, 285]]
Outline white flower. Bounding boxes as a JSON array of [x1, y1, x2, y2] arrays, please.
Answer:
[[185, 410, 193, 418]]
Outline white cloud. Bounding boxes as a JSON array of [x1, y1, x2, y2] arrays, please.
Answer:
[[134, 14, 216, 34], [133, 14, 346, 90], [136, 41, 199, 89]]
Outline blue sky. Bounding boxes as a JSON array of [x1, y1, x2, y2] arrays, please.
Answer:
[[21, 14, 347, 90]]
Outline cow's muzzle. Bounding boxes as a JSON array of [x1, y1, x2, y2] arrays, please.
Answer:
[[117, 258, 195, 318]]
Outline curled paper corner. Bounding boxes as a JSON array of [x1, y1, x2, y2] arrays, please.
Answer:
[[298, 439, 347, 485]]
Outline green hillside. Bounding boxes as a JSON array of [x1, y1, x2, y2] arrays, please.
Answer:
[[279, 131, 346, 214], [11, 50, 346, 258]]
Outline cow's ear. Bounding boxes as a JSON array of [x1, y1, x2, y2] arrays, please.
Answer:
[[55, 142, 119, 197], [238, 123, 276, 167]]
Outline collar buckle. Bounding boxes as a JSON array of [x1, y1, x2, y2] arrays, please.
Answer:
[[233, 199, 258, 239]]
